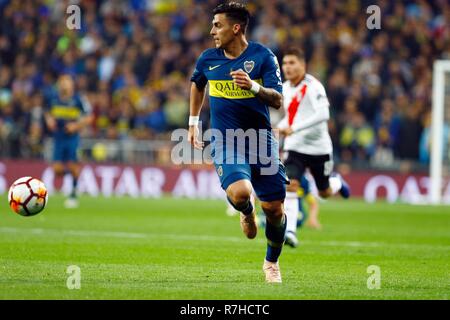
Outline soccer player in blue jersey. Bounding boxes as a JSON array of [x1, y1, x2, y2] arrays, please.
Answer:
[[189, 2, 288, 283], [44, 75, 92, 208]]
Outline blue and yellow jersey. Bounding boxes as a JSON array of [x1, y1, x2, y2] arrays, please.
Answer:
[[191, 42, 283, 163], [46, 92, 89, 139]]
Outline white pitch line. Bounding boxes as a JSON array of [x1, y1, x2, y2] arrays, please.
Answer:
[[0, 227, 449, 250]]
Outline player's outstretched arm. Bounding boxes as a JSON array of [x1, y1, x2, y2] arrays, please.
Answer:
[[230, 70, 283, 109], [188, 83, 206, 150]]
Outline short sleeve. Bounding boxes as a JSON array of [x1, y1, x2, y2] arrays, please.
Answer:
[[261, 50, 283, 94], [190, 52, 208, 90]]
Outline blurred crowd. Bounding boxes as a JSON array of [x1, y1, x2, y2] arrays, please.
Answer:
[[0, 0, 449, 167]]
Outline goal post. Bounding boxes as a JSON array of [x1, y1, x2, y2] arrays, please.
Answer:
[[430, 60, 450, 204]]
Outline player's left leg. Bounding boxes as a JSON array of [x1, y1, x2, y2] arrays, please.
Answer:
[[260, 199, 286, 283], [252, 163, 289, 283]]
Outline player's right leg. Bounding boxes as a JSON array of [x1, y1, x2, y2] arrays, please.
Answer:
[[226, 179, 257, 239], [215, 163, 257, 239], [225, 199, 239, 216], [226, 191, 256, 217]]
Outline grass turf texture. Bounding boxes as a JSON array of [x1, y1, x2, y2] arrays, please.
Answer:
[[0, 195, 449, 299]]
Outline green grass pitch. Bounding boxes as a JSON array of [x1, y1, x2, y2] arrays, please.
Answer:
[[0, 195, 449, 299]]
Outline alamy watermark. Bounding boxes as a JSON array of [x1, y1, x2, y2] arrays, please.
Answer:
[[366, 5, 381, 30], [66, 265, 81, 290], [66, 5, 81, 30], [171, 124, 281, 176], [367, 265, 381, 290]]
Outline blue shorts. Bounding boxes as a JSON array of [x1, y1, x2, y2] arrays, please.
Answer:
[[214, 161, 289, 202], [53, 136, 79, 162]]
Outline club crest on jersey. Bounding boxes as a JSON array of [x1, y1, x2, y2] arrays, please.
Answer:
[[217, 165, 223, 177], [244, 61, 255, 73]]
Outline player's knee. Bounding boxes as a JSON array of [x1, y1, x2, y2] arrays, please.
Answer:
[[226, 181, 252, 206], [53, 164, 64, 176], [261, 201, 283, 220], [286, 179, 299, 192]]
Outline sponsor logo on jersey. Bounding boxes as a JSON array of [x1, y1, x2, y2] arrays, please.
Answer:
[[208, 79, 263, 99], [51, 105, 81, 119]]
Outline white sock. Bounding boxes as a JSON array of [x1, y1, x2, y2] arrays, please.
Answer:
[[329, 176, 342, 195], [284, 192, 299, 234]]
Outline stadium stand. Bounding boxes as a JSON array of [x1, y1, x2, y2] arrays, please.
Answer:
[[0, 0, 449, 169]]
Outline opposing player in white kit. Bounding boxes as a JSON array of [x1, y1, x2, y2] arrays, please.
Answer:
[[277, 47, 350, 247]]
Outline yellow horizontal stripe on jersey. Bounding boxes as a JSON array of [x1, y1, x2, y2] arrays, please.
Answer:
[[50, 105, 81, 120], [209, 79, 262, 99]]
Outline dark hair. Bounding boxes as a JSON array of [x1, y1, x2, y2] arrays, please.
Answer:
[[213, 2, 250, 34], [283, 47, 306, 61]]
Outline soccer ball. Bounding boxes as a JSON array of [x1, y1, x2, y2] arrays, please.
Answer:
[[8, 177, 48, 216]]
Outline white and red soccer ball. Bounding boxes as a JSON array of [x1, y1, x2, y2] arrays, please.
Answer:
[[8, 177, 48, 216]]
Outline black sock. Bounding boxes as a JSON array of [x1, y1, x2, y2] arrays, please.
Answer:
[[227, 196, 254, 215], [71, 177, 78, 198], [265, 214, 287, 262]]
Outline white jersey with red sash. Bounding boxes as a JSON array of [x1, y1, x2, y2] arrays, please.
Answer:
[[277, 73, 333, 155]]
